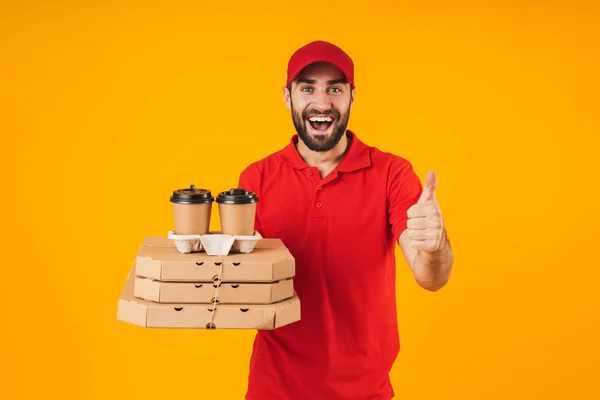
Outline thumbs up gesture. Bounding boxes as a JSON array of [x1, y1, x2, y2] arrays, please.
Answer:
[[407, 171, 444, 253]]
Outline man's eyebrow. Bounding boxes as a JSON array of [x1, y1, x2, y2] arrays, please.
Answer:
[[327, 78, 348, 85]]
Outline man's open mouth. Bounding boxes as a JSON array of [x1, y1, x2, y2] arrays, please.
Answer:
[[307, 116, 334, 131]]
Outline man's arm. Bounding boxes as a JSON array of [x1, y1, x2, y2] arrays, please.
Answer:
[[399, 227, 453, 292], [398, 171, 454, 292]]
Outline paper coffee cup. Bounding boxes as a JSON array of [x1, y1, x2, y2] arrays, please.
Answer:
[[170, 185, 214, 235], [216, 188, 258, 236]]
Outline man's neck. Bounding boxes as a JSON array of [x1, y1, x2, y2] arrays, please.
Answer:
[[296, 132, 350, 178]]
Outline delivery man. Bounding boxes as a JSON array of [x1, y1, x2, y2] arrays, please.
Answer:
[[238, 40, 454, 400]]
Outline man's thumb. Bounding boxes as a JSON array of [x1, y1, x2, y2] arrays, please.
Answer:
[[417, 171, 437, 203]]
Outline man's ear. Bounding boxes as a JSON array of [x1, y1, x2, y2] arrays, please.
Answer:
[[350, 86, 356, 108], [283, 85, 291, 109]]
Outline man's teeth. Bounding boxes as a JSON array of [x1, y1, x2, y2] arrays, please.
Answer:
[[308, 117, 333, 122]]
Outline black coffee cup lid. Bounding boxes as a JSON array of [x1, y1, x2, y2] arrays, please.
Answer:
[[170, 185, 214, 204], [216, 188, 258, 204]]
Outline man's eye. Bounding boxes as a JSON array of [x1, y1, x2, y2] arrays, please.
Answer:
[[301, 87, 313, 92], [328, 87, 341, 93]]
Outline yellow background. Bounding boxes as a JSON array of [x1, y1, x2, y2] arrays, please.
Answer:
[[2, 1, 599, 399]]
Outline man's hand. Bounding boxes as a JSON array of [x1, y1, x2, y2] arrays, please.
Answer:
[[399, 170, 453, 292], [407, 171, 444, 253]]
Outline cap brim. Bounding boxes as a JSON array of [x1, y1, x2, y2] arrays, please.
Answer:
[[288, 58, 352, 86]]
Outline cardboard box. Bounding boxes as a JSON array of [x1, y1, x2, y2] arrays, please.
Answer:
[[135, 236, 295, 282], [134, 276, 294, 304], [118, 268, 301, 329]]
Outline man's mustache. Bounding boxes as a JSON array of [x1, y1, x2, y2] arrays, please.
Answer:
[[302, 109, 340, 119]]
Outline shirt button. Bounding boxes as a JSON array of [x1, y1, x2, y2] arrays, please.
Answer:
[[316, 203, 322, 208], [308, 171, 313, 176], [317, 186, 323, 191]]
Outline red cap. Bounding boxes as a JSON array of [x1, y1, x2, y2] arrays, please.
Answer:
[[286, 40, 354, 87]]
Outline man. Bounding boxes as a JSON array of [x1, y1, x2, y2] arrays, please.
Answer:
[[238, 40, 454, 400]]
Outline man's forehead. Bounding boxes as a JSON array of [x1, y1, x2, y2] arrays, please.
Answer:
[[295, 62, 346, 82]]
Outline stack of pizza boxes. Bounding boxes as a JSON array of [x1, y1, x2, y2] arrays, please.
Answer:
[[117, 186, 301, 330]]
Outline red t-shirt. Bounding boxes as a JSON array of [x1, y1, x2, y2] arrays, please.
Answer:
[[238, 130, 423, 400]]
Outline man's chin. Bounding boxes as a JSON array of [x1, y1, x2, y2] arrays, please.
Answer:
[[308, 132, 331, 141], [301, 134, 340, 152]]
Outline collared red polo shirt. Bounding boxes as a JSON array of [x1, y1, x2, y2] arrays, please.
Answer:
[[238, 130, 423, 400]]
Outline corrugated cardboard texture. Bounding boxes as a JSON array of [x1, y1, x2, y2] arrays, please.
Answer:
[[135, 236, 295, 282], [118, 268, 301, 329], [134, 277, 294, 304]]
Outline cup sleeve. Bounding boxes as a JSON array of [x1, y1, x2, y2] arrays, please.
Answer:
[[388, 159, 423, 243]]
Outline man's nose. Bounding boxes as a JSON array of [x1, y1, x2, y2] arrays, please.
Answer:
[[312, 89, 331, 111]]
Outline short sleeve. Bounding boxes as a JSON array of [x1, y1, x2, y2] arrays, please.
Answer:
[[238, 164, 264, 236], [388, 158, 423, 242]]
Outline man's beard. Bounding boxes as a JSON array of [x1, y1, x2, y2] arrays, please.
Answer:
[[291, 100, 351, 152]]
